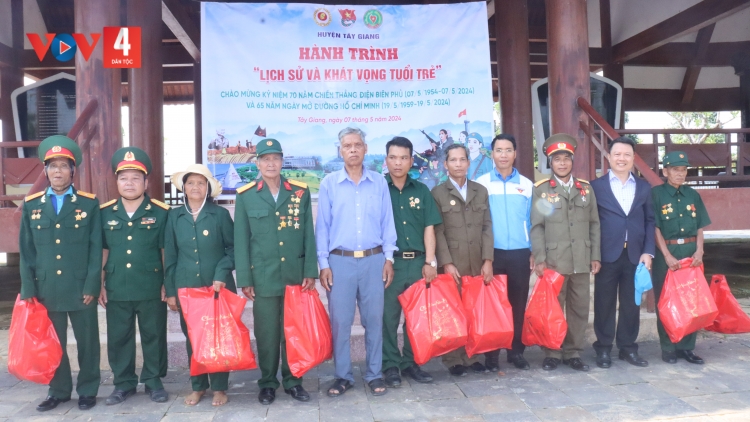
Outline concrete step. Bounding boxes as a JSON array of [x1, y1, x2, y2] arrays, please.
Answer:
[[64, 280, 671, 371]]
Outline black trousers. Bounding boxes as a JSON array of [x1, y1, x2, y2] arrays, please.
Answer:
[[485, 248, 531, 360], [593, 247, 640, 354]]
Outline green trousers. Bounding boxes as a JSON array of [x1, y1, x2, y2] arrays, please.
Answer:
[[653, 246, 699, 352], [382, 256, 423, 370], [253, 295, 301, 390], [106, 299, 167, 391], [179, 309, 229, 392], [48, 307, 100, 399]]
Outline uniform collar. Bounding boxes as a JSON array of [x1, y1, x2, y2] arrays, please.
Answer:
[[491, 167, 518, 183], [554, 174, 574, 189], [46, 185, 73, 197], [663, 183, 684, 197], [385, 174, 415, 188]]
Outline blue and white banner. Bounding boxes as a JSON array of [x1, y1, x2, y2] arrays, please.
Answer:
[[201, 1, 494, 193]]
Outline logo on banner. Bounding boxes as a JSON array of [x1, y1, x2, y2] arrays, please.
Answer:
[[314, 8, 332, 26], [363, 9, 383, 29], [339, 9, 356, 27], [103, 27, 142, 68], [27, 33, 100, 62]]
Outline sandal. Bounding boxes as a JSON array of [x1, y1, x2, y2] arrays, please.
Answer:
[[368, 379, 388, 396], [327, 378, 353, 397]]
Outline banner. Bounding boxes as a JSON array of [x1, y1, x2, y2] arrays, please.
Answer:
[[202, 2, 494, 194]]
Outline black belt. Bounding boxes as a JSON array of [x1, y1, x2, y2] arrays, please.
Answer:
[[394, 251, 424, 259], [330, 246, 383, 258]]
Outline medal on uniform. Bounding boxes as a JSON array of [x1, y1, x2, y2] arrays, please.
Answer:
[[294, 217, 300, 229], [294, 204, 300, 216], [280, 216, 287, 228], [108, 220, 118, 226], [295, 189, 304, 199], [288, 204, 294, 214], [80, 212, 87, 219], [75, 209, 83, 221], [203, 229, 209, 236], [450, 200, 456, 206], [541, 193, 546, 199], [409, 196, 415, 208], [141, 217, 156, 225]]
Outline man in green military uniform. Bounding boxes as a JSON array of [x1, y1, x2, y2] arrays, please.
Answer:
[[99, 147, 171, 404], [652, 151, 711, 365], [234, 138, 317, 405], [381, 137, 442, 388], [530, 133, 601, 372], [19, 135, 102, 411]]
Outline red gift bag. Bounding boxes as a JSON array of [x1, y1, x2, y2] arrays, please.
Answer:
[[658, 258, 718, 343], [461, 275, 514, 357], [178, 287, 257, 376], [8, 294, 63, 384], [398, 275, 468, 366], [284, 285, 333, 377], [704, 275, 750, 334], [521, 269, 567, 349]]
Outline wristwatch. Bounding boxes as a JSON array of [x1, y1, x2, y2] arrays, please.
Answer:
[[427, 259, 437, 268]]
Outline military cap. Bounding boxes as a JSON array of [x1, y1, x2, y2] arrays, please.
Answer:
[[38, 135, 82, 167], [467, 132, 483, 144], [663, 151, 690, 167], [256, 138, 283, 156], [111, 146, 152, 174], [543, 133, 577, 157]]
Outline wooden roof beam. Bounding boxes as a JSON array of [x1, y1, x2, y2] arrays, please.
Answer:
[[612, 0, 750, 64], [162, 0, 200, 62], [680, 24, 715, 105], [628, 41, 750, 67]]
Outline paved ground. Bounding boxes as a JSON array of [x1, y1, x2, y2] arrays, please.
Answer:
[[0, 329, 750, 421]]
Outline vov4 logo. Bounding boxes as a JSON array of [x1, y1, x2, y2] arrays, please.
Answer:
[[27, 27, 141, 68]]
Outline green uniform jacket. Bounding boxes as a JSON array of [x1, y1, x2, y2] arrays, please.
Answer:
[[530, 178, 601, 275], [387, 174, 443, 253], [431, 179, 494, 277], [19, 188, 103, 312], [101, 195, 170, 301], [234, 178, 317, 297], [651, 183, 710, 258], [164, 201, 235, 297]]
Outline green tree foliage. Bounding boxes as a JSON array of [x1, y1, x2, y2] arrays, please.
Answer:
[[667, 112, 739, 144]]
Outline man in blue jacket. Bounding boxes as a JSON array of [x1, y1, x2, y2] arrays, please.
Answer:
[[476, 134, 534, 371], [590, 137, 655, 368]]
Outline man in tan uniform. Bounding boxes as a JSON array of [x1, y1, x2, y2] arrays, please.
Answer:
[[530, 134, 601, 372], [432, 143, 494, 376]]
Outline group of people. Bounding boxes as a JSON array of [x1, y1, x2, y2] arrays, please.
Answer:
[[18, 127, 710, 412]]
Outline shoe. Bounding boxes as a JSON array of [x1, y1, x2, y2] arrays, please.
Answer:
[[563, 358, 590, 372], [619, 351, 648, 367], [258, 388, 276, 405], [676, 350, 704, 365], [469, 362, 488, 373], [508, 354, 530, 370], [145, 386, 169, 403], [78, 396, 96, 410], [662, 351, 677, 364], [36, 396, 70, 412], [105, 388, 136, 405], [449, 365, 468, 377], [402, 365, 433, 384], [596, 351, 612, 368], [485, 353, 500, 372], [383, 367, 402, 387], [542, 357, 561, 371], [284, 385, 310, 402]]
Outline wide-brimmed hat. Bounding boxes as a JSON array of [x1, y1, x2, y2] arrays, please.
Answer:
[[171, 164, 222, 197]]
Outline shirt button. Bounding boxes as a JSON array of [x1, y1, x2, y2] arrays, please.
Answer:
[[56, 239, 60, 244], [128, 222, 133, 226], [57, 270, 61, 275], [281, 257, 285, 262], [75, 224, 78, 228], [192, 237, 195, 240], [196, 261, 199, 265], [197, 274, 200, 277], [127, 250, 131, 254], [406, 237, 409, 240], [279, 242, 284, 246], [56, 255, 61, 259], [680, 214, 683, 217], [358, 231, 361, 233], [570, 223, 574, 226], [276, 212, 280, 216], [128, 236, 132, 240], [55, 224, 60, 228], [126, 263, 131, 268], [681, 228, 684, 232], [400, 206, 404, 209], [194, 249, 198, 253], [357, 204, 359, 206]]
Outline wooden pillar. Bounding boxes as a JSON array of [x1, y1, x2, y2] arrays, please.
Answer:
[[732, 53, 750, 130], [75, 0, 121, 198], [600, 0, 624, 129], [0, 0, 24, 146], [495, 0, 534, 179], [546, 0, 592, 179], [127, 0, 164, 200], [194, 62, 202, 164]]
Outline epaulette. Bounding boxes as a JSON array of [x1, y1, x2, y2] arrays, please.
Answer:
[[288, 179, 308, 189], [100, 199, 117, 209], [24, 191, 44, 202], [534, 178, 550, 187], [76, 190, 96, 199], [236, 181, 256, 194], [150, 198, 170, 210], [576, 178, 590, 184]]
